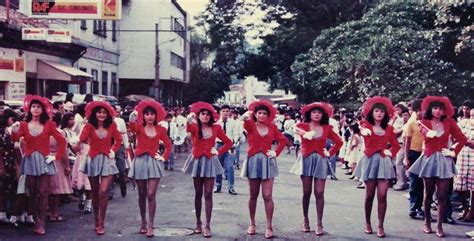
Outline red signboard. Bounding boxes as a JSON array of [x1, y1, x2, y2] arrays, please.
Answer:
[[0, 59, 14, 70]]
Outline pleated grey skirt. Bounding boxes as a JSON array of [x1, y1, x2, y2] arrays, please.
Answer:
[[78, 154, 119, 177], [128, 154, 165, 180], [354, 153, 395, 181], [241, 152, 278, 180], [21, 151, 56, 176], [181, 154, 224, 178], [290, 152, 333, 179], [408, 151, 457, 179]]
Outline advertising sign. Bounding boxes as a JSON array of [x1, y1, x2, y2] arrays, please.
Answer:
[[46, 29, 72, 43], [0, 59, 14, 70], [22, 0, 121, 20], [22, 28, 47, 40]]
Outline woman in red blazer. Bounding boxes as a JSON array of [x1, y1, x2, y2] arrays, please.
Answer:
[[290, 102, 342, 236], [78, 101, 122, 235], [12, 95, 66, 235], [128, 100, 172, 237], [181, 102, 232, 238], [409, 96, 467, 237], [241, 100, 288, 239], [354, 96, 400, 238]]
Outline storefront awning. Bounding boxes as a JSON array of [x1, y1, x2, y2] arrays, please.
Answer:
[[37, 60, 91, 82]]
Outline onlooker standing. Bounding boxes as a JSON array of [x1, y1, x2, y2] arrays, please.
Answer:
[[160, 113, 177, 171], [393, 105, 410, 190], [109, 106, 129, 199]]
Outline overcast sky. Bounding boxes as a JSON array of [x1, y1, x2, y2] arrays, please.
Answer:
[[176, 0, 208, 23]]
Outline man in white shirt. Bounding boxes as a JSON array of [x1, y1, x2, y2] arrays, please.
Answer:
[[160, 113, 178, 171], [231, 109, 245, 169], [109, 105, 129, 199], [214, 105, 239, 195], [173, 108, 188, 153], [283, 113, 296, 154], [393, 104, 410, 190]]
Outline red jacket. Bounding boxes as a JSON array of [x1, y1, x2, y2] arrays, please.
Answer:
[[12, 120, 66, 161], [296, 123, 343, 158], [187, 123, 232, 158], [360, 121, 400, 158], [420, 119, 467, 157], [129, 122, 172, 160], [244, 120, 288, 157], [79, 123, 123, 158]]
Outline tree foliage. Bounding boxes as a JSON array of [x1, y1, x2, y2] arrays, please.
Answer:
[[291, 2, 473, 105]]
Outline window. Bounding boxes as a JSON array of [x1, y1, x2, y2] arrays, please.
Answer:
[[173, 18, 185, 39], [102, 21, 107, 38], [93, 20, 106, 37], [79, 67, 87, 93], [102, 71, 108, 95], [170, 52, 185, 70], [91, 69, 99, 94], [111, 72, 117, 96], [112, 21, 117, 42], [80, 20, 87, 30]]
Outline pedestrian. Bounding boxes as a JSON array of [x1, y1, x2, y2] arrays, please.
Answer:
[[241, 100, 288, 239], [290, 102, 342, 235], [354, 96, 400, 238], [128, 100, 172, 237], [408, 96, 467, 237], [78, 101, 122, 235], [11, 95, 67, 235], [160, 113, 177, 170], [215, 105, 239, 195], [455, 107, 474, 221], [108, 105, 129, 199], [181, 102, 232, 238]]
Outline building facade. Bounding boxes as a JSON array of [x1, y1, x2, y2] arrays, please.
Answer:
[[119, 0, 190, 106]]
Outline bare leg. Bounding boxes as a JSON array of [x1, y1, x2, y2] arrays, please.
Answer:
[[193, 177, 204, 232], [423, 178, 436, 234], [37, 175, 50, 231], [300, 176, 313, 231], [98, 175, 113, 233], [435, 179, 450, 237], [247, 179, 261, 234], [314, 178, 327, 235], [261, 178, 274, 238], [364, 180, 377, 234], [146, 178, 160, 236], [135, 180, 147, 232], [203, 177, 215, 236], [26, 176, 39, 231], [88, 176, 100, 230], [376, 180, 390, 237]]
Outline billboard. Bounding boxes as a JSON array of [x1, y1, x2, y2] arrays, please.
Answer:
[[21, 0, 121, 20], [22, 28, 72, 43], [22, 28, 47, 40]]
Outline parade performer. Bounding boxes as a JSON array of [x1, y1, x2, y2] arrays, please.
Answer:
[[78, 101, 122, 235], [11, 95, 66, 235], [241, 100, 288, 239], [409, 96, 467, 237], [128, 100, 172, 237], [181, 102, 232, 238], [290, 102, 342, 235], [354, 96, 400, 238]]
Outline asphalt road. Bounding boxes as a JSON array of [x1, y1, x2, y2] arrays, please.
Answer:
[[1, 145, 474, 240]]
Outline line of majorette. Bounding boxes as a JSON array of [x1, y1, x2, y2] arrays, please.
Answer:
[[0, 94, 468, 239]]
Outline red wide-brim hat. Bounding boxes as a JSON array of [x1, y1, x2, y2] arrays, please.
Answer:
[[135, 100, 166, 123], [421, 96, 455, 117], [190, 101, 219, 120], [301, 102, 334, 117], [85, 101, 116, 119], [249, 100, 277, 123], [362, 96, 396, 118], [23, 95, 53, 117]]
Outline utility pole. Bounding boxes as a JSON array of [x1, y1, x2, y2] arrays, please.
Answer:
[[154, 23, 160, 101]]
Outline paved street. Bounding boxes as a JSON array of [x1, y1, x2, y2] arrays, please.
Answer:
[[2, 145, 474, 240]]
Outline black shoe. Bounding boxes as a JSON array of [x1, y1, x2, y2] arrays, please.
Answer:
[[344, 171, 353, 175], [108, 195, 114, 201], [169, 167, 174, 171], [330, 175, 338, 180], [228, 189, 238, 195], [78, 199, 85, 210], [164, 166, 169, 170], [214, 187, 221, 193], [417, 210, 425, 219], [409, 211, 417, 219], [120, 182, 127, 198], [444, 217, 455, 224]]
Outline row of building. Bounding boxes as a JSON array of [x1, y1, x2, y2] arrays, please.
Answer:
[[0, 0, 189, 106]]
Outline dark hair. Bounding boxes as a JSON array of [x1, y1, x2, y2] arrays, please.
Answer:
[[350, 123, 360, 135], [142, 106, 157, 126], [303, 107, 329, 125], [197, 109, 215, 139], [83, 94, 93, 103], [65, 93, 74, 103], [0, 101, 5, 106], [463, 100, 474, 109], [52, 112, 62, 126], [76, 103, 86, 117], [366, 103, 390, 129], [252, 105, 270, 122], [165, 113, 173, 119], [25, 100, 50, 124], [411, 99, 422, 112], [60, 112, 75, 129], [88, 106, 113, 129], [220, 105, 230, 111], [395, 104, 409, 114], [0, 109, 18, 129], [423, 101, 447, 121], [53, 101, 63, 110]]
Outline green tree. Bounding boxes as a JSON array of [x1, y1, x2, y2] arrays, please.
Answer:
[[291, 2, 472, 105]]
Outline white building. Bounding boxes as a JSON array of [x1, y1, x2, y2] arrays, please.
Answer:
[[119, 0, 190, 106]]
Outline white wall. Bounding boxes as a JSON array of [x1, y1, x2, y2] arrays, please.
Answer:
[[0, 47, 26, 100]]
